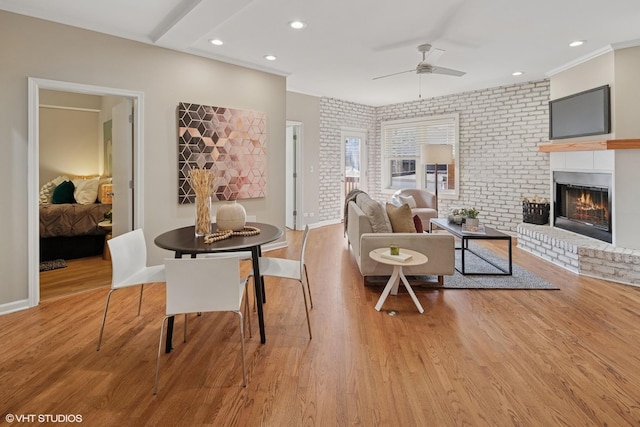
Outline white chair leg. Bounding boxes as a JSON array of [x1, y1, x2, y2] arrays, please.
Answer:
[[96, 289, 116, 351], [137, 284, 144, 316], [183, 314, 188, 343], [304, 264, 313, 308], [299, 280, 312, 340], [235, 311, 247, 387], [244, 282, 252, 338], [153, 316, 169, 395]]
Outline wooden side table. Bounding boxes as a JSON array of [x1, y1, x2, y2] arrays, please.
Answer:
[[369, 248, 428, 313], [98, 220, 113, 261]]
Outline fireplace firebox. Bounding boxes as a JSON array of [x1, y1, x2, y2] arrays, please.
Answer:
[[553, 171, 612, 243]]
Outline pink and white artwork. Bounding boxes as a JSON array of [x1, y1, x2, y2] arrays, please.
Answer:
[[177, 102, 267, 203]]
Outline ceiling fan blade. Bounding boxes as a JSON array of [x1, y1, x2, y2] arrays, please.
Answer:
[[372, 69, 415, 80], [430, 66, 466, 77]]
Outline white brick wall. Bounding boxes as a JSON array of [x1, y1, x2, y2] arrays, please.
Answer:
[[318, 98, 376, 221], [320, 80, 551, 231]]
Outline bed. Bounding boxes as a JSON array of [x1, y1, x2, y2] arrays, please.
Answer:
[[39, 175, 112, 261]]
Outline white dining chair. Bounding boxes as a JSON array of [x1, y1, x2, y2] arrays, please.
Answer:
[[154, 256, 250, 394], [97, 228, 165, 351], [249, 225, 313, 339]]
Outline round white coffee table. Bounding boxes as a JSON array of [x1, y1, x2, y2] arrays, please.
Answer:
[[369, 248, 428, 313]]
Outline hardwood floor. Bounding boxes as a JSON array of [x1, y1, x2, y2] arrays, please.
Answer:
[[40, 256, 111, 300], [3, 223, 640, 426]]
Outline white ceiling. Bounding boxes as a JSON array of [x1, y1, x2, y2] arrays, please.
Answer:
[[2, 0, 640, 106]]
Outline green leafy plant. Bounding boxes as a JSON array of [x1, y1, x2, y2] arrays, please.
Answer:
[[461, 207, 479, 219]]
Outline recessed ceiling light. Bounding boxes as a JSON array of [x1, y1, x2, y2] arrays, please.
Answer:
[[264, 55, 277, 61], [290, 20, 306, 30], [209, 39, 223, 46], [569, 40, 584, 47], [512, 71, 523, 76]]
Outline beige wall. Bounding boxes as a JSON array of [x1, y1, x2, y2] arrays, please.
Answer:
[[0, 11, 286, 308], [286, 92, 321, 223], [39, 107, 100, 185]]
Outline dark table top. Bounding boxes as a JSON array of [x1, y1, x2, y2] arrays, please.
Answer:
[[154, 222, 283, 255], [430, 218, 511, 239]]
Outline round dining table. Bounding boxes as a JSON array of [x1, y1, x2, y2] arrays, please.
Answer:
[[155, 222, 283, 351]]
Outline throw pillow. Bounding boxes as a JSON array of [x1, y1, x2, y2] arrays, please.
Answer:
[[39, 181, 56, 204], [73, 177, 100, 204], [386, 203, 417, 233], [51, 180, 76, 204], [399, 195, 417, 209], [413, 215, 424, 233], [39, 175, 70, 204], [356, 193, 393, 233]]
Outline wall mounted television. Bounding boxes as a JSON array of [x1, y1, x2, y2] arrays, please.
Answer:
[[549, 85, 611, 140]]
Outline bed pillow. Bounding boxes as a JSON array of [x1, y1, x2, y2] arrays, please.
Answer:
[[386, 202, 417, 233], [39, 175, 70, 204], [51, 180, 76, 204], [73, 177, 100, 204]]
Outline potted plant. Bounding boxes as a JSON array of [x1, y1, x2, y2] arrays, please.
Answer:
[[462, 207, 480, 227]]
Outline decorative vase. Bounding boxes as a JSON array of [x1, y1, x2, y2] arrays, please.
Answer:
[[195, 195, 212, 236], [465, 218, 480, 227], [216, 201, 246, 231]]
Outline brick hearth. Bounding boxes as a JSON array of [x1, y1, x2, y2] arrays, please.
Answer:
[[517, 223, 640, 287]]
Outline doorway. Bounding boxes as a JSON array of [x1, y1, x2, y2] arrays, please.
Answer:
[[340, 128, 367, 219], [286, 121, 303, 230], [28, 78, 144, 307]]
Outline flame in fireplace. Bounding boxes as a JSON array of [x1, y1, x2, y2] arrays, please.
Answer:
[[571, 190, 608, 224]]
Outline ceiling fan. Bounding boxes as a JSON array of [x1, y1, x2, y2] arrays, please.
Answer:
[[373, 44, 466, 80]]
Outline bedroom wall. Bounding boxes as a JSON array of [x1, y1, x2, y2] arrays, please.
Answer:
[[0, 10, 286, 309], [39, 107, 100, 186]]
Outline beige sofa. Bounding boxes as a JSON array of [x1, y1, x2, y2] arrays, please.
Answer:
[[346, 193, 454, 285]]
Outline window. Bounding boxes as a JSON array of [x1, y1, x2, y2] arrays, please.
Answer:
[[381, 114, 459, 197]]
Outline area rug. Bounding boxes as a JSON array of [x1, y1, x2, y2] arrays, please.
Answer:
[[39, 259, 67, 272], [369, 243, 558, 290]]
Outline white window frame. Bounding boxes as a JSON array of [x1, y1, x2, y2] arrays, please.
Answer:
[[380, 113, 459, 199]]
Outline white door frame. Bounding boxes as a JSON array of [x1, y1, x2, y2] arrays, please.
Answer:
[[286, 121, 303, 230], [340, 127, 368, 218], [27, 77, 144, 307]]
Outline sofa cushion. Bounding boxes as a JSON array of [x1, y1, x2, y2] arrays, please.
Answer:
[[398, 194, 417, 208], [356, 193, 392, 233], [386, 203, 417, 233]]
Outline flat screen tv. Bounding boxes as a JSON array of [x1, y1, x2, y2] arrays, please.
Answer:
[[549, 85, 611, 140]]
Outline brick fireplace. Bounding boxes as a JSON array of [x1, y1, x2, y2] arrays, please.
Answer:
[[518, 139, 640, 287]]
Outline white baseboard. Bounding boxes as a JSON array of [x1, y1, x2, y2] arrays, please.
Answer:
[[0, 299, 31, 316]]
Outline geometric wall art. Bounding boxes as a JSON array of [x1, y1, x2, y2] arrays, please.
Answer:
[[177, 102, 267, 203]]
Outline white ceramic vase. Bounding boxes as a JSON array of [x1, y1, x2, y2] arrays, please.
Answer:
[[216, 201, 246, 231]]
